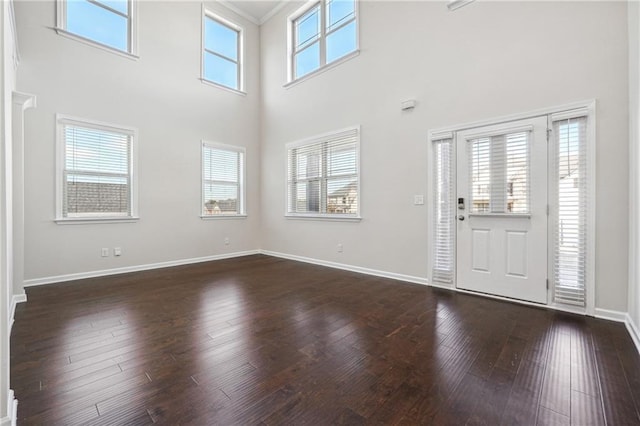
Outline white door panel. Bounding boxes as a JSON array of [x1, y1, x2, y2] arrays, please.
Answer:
[[456, 116, 548, 304]]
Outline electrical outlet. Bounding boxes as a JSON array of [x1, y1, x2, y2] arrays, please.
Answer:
[[224, 237, 230, 246], [101, 248, 109, 257], [414, 195, 425, 205], [337, 243, 343, 253], [114, 247, 122, 257]]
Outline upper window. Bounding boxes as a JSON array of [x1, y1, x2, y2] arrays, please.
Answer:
[[202, 142, 246, 217], [56, 115, 138, 222], [203, 12, 242, 92], [286, 127, 360, 219], [56, 0, 136, 55], [289, 0, 358, 81]]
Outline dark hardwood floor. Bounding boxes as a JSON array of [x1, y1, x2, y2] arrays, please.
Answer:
[[10, 254, 640, 425]]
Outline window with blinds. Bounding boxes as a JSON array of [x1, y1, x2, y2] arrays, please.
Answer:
[[57, 116, 136, 221], [468, 131, 530, 214], [202, 142, 245, 217], [432, 137, 455, 284], [203, 12, 242, 91], [552, 115, 588, 306], [287, 127, 359, 218]]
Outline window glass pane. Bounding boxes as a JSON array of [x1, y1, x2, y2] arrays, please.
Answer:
[[93, 0, 128, 15], [65, 174, 129, 216], [326, 0, 355, 31], [327, 143, 356, 176], [204, 148, 238, 182], [326, 20, 356, 63], [287, 128, 359, 217], [327, 177, 357, 214], [556, 119, 586, 291], [296, 149, 321, 179], [506, 132, 529, 213], [295, 181, 321, 213], [295, 42, 320, 79], [202, 145, 243, 216], [66, 0, 128, 51], [65, 126, 129, 175], [204, 52, 238, 89], [205, 17, 238, 61], [63, 123, 131, 218], [295, 6, 320, 50], [470, 138, 491, 213], [204, 183, 238, 215]]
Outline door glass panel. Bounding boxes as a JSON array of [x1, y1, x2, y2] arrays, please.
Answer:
[[506, 132, 529, 213], [468, 131, 530, 214], [469, 138, 491, 213]]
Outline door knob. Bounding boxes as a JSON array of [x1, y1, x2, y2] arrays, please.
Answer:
[[458, 215, 465, 221]]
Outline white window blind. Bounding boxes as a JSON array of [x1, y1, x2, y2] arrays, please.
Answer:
[[60, 120, 133, 219], [468, 131, 530, 214], [287, 127, 359, 217], [432, 137, 455, 284], [202, 143, 245, 216], [552, 116, 588, 306]]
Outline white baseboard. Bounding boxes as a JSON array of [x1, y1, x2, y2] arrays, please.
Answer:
[[9, 293, 27, 335], [260, 250, 429, 286], [626, 314, 640, 355], [594, 307, 628, 322], [23, 250, 260, 287]]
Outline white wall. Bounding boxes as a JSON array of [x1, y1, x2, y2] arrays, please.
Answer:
[[629, 0, 640, 335], [14, 1, 262, 282], [260, 1, 630, 313]]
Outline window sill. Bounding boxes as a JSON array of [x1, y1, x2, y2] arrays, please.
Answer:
[[200, 78, 247, 96], [53, 28, 139, 60], [55, 217, 140, 225], [284, 50, 360, 89], [285, 214, 362, 222], [200, 214, 247, 220]]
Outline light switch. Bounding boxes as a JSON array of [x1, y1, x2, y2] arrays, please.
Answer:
[[414, 195, 425, 205]]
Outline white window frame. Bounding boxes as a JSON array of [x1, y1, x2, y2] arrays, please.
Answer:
[[201, 141, 246, 219], [286, 0, 359, 85], [285, 126, 361, 221], [55, 114, 139, 224], [55, 0, 139, 59], [201, 8, 245, 94]]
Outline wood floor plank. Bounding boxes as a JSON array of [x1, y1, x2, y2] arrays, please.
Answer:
[[9, 254, 640, 425]]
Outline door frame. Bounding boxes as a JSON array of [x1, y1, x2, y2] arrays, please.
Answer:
[[428, 100, 596, 315]]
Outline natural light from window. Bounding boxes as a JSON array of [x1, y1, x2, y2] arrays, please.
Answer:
[[62, 0, 131, 52], [202, 142, 245, 217], [291, 0, 357, 81], [203, 14, 241, 91]]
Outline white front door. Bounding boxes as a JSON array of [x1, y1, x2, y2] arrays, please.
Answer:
[[456, 116, 548, 304]]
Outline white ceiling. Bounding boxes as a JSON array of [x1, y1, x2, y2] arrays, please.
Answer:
[[220, 1, 287, 25]]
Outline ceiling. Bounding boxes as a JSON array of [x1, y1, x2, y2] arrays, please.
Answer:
[[220, 1, 287, 25]]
